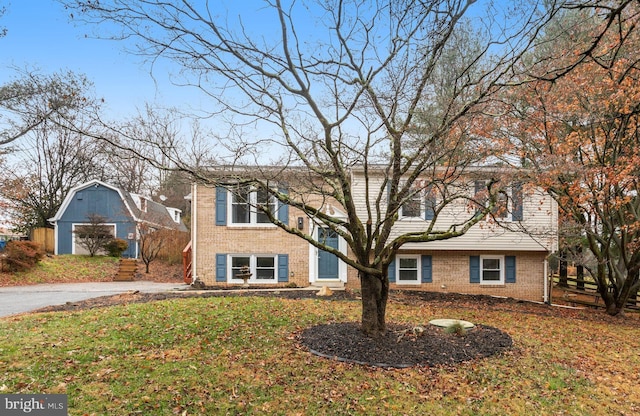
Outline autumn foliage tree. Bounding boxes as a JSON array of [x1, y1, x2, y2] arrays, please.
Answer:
[[497, 5, 640, 315]]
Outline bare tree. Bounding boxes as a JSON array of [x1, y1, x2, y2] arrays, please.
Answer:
[[0, 69, 96, 147], [64, 0, 562, 337], [0, 4, 7, 38], [138, 222, 167, 273], [0, 70, 106, 234], [73, 214, 114, 257]]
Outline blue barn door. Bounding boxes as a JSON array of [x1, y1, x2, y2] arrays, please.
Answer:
[[317, 227, 339, 280]]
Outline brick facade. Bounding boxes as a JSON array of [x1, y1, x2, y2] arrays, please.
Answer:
[[193, 186, 311, 287], [193, 183, 552, 302], [345, 250, 547, 302]]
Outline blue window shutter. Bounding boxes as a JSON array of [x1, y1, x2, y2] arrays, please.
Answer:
[[216, 254, 227, 282], [278, 254, 289, 282], [470, 256, 480, 283], [421, 255, 432, 283], [277, 187, 289, 224], [425, 186, 435, 220], [512, 182, 523, 221], [505, 256, 516, 283], [215, 187, 227, 226], [388, 258, 396, 283], [474, 181, 486, 216]]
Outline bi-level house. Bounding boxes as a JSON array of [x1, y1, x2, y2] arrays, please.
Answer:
[[186, 166, 558, 302]]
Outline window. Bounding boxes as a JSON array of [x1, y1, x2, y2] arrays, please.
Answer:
[[401, 193, 422, 218], [493, 191, 509, 219], [399, 186, 436, 220], [481, 255, 504, 284], [396, 255, 420, 284], [474, 181, 523, 222], [255, 188, 277, 224], [229, 186, 277, 225], [231, 256, 251, 277], [229, 254, 278, 283], [231, 187, 251, 223], [255, 256, 276, 280]]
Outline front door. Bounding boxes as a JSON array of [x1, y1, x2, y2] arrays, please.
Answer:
[[317, 227, 339, 280]]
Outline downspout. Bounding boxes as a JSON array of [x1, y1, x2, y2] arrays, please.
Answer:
[[191, 183, 198, 284], [52, 221, 59, 255], [544, 257, 549, 304]]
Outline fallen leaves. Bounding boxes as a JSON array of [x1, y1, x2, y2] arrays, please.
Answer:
[[0, 294, 639, 414]]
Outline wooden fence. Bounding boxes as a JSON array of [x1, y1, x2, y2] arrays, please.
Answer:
[[31, 228, 55, 253]]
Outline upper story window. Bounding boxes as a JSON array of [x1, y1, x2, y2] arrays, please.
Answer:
[[400, 192, 422, 218], [474, 181, 523, 222], [229, 186, 277, 225], [399, 186, 436, 220]]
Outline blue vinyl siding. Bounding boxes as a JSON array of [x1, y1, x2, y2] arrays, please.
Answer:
[[56, 184, 137, 257]]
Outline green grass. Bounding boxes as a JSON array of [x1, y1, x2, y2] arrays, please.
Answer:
[[1, 296, 639, 415]]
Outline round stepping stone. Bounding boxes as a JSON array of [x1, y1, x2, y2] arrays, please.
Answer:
[[429, 318, 475, 329]]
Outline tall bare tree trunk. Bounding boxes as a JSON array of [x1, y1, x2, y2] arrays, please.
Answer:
[[359, 272, 389, 338]]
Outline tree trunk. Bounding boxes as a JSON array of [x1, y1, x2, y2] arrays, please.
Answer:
[[576, 264, 584, 290], [559, 251, 568, 287], [359, 271, 389, 338], [604, 298, 624, 316]]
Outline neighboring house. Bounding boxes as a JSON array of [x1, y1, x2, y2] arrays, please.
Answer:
[[187, 167, 558, 302], [49, 180, 188, 258]]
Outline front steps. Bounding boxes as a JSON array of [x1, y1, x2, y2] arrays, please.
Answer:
[[310, 280, 345, 289], [114, 258, 137, 281]]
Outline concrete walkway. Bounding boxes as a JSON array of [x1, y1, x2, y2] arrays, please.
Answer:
[[0, 281, 189, 317]]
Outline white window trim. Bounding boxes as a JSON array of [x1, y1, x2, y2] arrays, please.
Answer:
[[480, 255, 504, 285], [395, 254, 421, 285], [228, 254, 278, 284], [227, 187, 278, 227]]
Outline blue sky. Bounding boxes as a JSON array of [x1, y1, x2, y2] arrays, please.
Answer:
[[1, 0, 196, 119]]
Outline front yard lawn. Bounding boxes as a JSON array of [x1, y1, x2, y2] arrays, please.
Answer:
[[1, 295, 639, 415]]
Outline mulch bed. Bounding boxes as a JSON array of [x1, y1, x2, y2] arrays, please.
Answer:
[[300, 322, 512, 368], [25, 288, 635, 368]]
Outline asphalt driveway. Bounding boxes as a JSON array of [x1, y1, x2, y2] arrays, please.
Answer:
[[0, 281, 188, 317]]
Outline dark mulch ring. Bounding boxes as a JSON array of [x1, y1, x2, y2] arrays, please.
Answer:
[[300, 321, 512, 368]]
